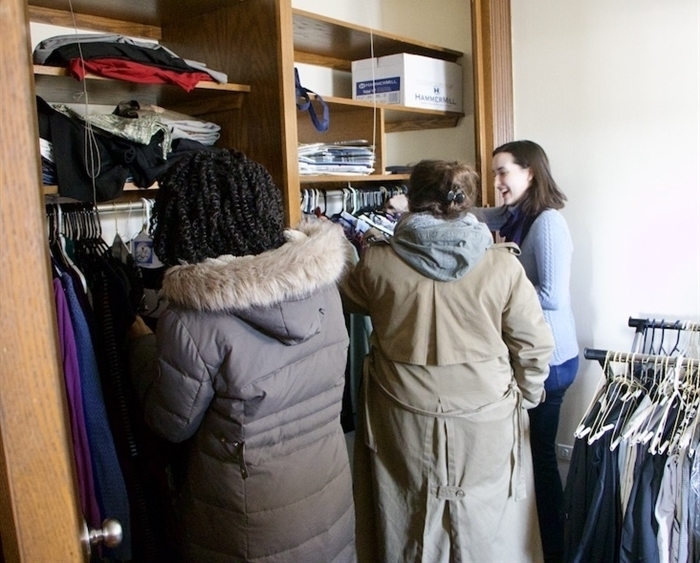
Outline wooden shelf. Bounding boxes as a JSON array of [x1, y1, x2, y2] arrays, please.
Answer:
[[30, 3, 463, 225], [292, 8, 463, 71], [291, 9, 464, 206], [28, 0, 232, 29], [300, 174, 409, 185], [33, 65, 249, 115], [319, 95, 463, 132], [296, 97, 463, 183]]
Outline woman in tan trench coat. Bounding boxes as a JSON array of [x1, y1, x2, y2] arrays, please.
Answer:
[[341, 159, 555, 563]]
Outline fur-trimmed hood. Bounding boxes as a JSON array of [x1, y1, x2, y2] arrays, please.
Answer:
[[162, 218, 352, 311], [161, 219, 352, 344]]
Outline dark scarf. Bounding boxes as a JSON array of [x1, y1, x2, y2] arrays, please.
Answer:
[[499, 205, 538, 246]]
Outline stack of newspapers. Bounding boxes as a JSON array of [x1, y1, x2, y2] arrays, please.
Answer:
[[298, 141, 375, 175]]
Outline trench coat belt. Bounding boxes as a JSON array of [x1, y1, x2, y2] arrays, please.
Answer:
[[362, 365, 528, 502]]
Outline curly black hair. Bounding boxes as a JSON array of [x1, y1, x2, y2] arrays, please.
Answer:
[[151, 149, 286, 266]]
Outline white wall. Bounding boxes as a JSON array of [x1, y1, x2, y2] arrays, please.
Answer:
[[291, 0, 475, 167], [510, 0, 700, 471]]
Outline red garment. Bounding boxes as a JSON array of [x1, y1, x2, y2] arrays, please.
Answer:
[[68, 58, 212, 92]]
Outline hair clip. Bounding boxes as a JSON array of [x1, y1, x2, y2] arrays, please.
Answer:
[[446, 189, 465, 204]]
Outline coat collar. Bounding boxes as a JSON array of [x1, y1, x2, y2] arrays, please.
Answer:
[[161, 219, 352, 312], [390, 212, 493, 281]]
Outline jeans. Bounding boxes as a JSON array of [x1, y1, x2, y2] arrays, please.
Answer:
[[529, 355, 579, 563]]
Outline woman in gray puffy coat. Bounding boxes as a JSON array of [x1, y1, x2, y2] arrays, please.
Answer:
[[127, 148, 356, 563]]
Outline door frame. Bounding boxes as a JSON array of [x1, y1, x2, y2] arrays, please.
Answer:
[[0, 0, 84, 561], [471, 0, 514, 207]]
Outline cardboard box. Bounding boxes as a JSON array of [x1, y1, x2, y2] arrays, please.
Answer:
[[352, 53, 462, 112]]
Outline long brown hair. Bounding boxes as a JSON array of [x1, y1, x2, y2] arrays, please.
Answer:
[[493, 140, 567, 216], [408, 159, 479, 220]]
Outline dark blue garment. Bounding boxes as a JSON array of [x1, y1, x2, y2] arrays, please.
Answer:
[[563, 433, 623, 563], [530, 355, 579, 562], [62, 273, 132, 561], [499, 204, 538, 246], [619, 443, 666, 562]]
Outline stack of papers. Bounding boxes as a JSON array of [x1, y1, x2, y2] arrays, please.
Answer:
[[299, 141, 375, 175]]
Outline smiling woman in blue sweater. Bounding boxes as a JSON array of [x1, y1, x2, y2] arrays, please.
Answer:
[[478, 140, 579, 563]]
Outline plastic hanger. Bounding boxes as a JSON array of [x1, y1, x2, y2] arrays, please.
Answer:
[[109, 203, 131, 264], [585, 352, 630, 444], [575, 352, 613, 439], [56, 204, 88, 293]]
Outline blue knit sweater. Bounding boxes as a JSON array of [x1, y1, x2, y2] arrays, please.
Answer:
[[479, 207, 579, 365]]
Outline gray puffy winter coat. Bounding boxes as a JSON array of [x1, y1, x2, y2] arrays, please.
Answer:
[[129, 219, 356, 562]]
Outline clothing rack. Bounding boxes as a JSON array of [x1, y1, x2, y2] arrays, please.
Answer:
[[625, 316, 700, 355], [96, 200, 153, 214], [583, 347, 698, 367], [568, 321, 700, 563], [300, 184, 407, 217], [628, 316, 700, 331]]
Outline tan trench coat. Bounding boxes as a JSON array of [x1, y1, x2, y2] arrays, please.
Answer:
[[341, 241, 554, 563]]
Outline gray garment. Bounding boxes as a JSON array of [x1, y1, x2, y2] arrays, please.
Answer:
[[129, 220, 356, 563], [679, 452, 690, 563], [390, 212, 493, 281], [654, 452, 683, 563]]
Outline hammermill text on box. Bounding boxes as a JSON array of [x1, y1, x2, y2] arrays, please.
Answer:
[[352, 53, 462, 113]]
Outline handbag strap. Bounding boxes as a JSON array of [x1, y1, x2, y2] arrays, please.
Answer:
[[295, 68, 329, 132]]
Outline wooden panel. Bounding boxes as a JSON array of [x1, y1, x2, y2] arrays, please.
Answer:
[[490, 1, 514, 150], [33, 66, 248, 113], [294, 50, 351, 72], [471, 0, 513, 207], [385, 116, 461, 133], [307, 95, 463, 132], [28, 0, 233, 28], [297, 104, 379, 144], [0, 0, 84, 561], [28, 5, 161, 39], [278, 0, 303, 227], [161, 0, 300, 226]]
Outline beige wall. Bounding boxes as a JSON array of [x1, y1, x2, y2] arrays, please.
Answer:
[[511, 0, 700, 473], [291, 0, 475, 167]]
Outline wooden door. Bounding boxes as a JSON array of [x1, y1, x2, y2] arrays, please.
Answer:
[[0, 0, 84, 561]]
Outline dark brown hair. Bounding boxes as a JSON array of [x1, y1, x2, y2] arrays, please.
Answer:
[[151, 149, 286, 266], [493, 140, 567, 215], [407, 159, 478, 220]]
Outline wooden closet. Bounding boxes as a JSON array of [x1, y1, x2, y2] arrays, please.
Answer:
[[0, 0, 512, 560]]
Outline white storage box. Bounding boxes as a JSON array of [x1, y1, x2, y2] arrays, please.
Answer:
[[352, 53, 462, 112]]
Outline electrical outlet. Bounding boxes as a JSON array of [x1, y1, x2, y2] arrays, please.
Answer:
[[556, 444, 573, 460]]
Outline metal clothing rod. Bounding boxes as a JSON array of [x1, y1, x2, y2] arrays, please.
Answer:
[[628, 317, 699, 331], [95, 201, 153, 213], [583, 347, 699, 366]]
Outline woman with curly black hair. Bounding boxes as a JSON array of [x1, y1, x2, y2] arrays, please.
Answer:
[[150, 149, 287, 265], [127, 148, 356, 562]]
